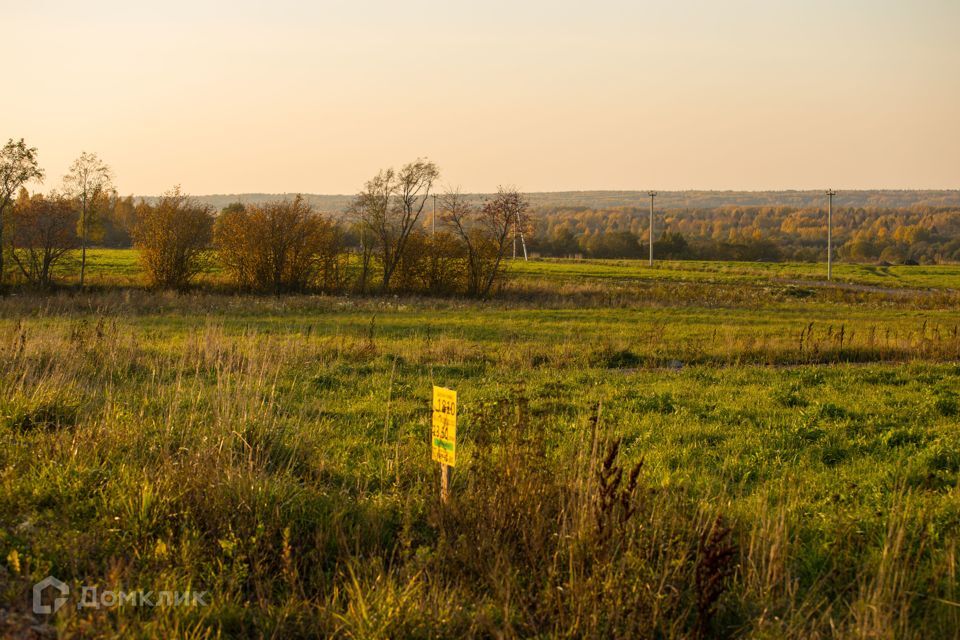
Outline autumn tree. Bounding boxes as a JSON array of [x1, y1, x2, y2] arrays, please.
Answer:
[[345, 200, 375, 294], [100, 193, 138, 247], [352, 159, 440, 292], [391, 229, 466, 294], [653, 231, 690, 259], [0, 139, 44, 285], [584, 230, 642, 258], [132, 187, 213, 290], [63, 152, 112, 286], [214, 196, 345, 293], [443, 187, 530, 297], [420, 231, 467, 294], [7, 192, 78, 287]]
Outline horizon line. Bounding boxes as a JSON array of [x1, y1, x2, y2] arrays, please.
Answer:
[[132, 187, 960, 198]]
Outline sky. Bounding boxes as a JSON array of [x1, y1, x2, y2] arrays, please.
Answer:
[[5, 0, 960, 195]]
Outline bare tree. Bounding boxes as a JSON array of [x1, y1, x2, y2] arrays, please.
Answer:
[[8, 192, 78, 287], [443, 186, 530, 297], [352, 159, 439, 292], [440, 189, 483, 295], [63, 151, 112, 287], [0, 139, 44, 286]]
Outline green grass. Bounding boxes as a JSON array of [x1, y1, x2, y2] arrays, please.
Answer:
[[46, 248, 960, 292], [1, 263, 959, 637], [509, 257, 960, 290]]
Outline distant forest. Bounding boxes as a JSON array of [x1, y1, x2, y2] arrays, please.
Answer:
[[167, 189, 960, 212], [112, 190, 960, 263]]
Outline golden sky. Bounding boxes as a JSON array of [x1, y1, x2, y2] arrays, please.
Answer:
[[6, 0, 959, 195]]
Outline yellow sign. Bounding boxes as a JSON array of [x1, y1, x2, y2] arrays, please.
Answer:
[[432, 386, 457, 467]]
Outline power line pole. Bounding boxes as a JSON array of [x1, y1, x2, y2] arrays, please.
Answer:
[[647, 191, 657, 267], [511, 210, 529, 261], [432, 193, 437, 237], [516, 210, 528, 261], [826, 189, 836, 280]]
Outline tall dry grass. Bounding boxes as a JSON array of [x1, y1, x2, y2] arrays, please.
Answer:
[[1, 296, 958, 637]]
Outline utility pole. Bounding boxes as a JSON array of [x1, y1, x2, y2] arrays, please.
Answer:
[[511, 212, 529, 260], [647, 191, 657, 267], [516, 210, 528, 261], [826, 189, 836, 280], [432, 193, 437, 237]]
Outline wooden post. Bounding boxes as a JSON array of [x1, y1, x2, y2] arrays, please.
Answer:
[[440, 464, 449, 504]]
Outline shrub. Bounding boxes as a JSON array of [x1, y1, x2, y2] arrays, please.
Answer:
[[7, 192, 78, 287], [132, 187, 213, 290], [214, 197, 346, 293], [392, 230, 466, 295], [591, 345, 642, 369]]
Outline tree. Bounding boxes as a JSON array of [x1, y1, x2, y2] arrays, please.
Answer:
[[63, 152, 112, 287], [586, 230, 642, 258], [843, 238, 879, 262], [213, 196, 346, 293], [443, 186, 530, 297], [0, 139, 44, 286], [352, 159, 439, 292], [654, 231, 690, 259], [132, 187, 213, 290], [345, 200, 375, 294], [419, 231, 466, 295], [100, 193, 137, 247], [548, 227, 580, 257], [391, 229, 465, 294], [7, 192, 78, 287]]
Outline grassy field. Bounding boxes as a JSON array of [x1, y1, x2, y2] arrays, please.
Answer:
[[43, 248, 960, 292], [510, 257, 960, 290], [1, 256, 959, 638]]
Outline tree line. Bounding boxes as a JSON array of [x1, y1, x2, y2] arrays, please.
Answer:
[[55, 195, 960, 266], [4, 137, 956, 292], [166, 189, 960, 214], [528, 205, 960, 264], [1, 140, 529, 295]]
